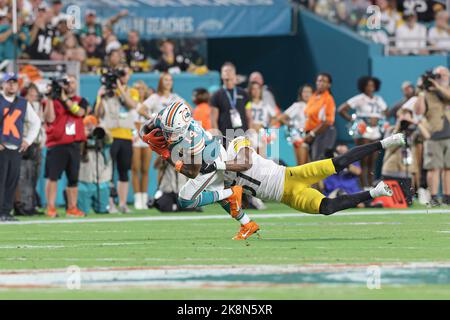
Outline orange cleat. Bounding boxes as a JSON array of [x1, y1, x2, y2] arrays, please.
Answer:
[[226, 186, 243, 218], [66, 207, 86, 217], [233, 225, 246, 240], [46, 206, 58, 218], [232, 221, 260, 240]]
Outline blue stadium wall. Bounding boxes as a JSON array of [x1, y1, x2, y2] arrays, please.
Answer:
[[37, 8, 450, 207]]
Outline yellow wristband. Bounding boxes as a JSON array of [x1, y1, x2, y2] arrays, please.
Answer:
[[69, 103, 80, 114]]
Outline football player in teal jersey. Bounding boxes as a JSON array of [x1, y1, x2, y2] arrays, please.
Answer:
[[141, 100, 260, 240]]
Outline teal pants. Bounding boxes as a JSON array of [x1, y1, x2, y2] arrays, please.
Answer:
[[77, 182, 110, 214]]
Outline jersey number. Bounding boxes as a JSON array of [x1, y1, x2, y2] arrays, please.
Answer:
[[253, 109, 264, 123], [37, 35, 52, 54], [232, 172, 261, 197], [368, 102, 381, 115]]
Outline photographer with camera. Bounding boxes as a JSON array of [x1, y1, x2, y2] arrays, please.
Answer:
[[77, 116, 113, 214], [43, 75, 88, 218], [414, 66, 450, 206], [95, 66, 139, 213], [382, 107, 431, 205]]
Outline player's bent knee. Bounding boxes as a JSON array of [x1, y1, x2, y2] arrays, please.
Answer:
[[178, 183, 196, 200], [178, 188, 192, 201], [319, 198, 336, 215], [331, 156, 348, 173]]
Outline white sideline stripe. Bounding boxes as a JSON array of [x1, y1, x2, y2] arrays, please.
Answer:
[[1, 209, 449, 226]]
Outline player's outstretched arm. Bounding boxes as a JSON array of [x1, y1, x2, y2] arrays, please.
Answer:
[[199, 147, 253, 174], [169, 157, 202, 179], [225, 147, 253, 172], [225, 161, 252, 172]]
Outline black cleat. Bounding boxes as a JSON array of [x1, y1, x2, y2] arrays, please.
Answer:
[[428, 197, 441, 208], [14, 203, 34, 216]]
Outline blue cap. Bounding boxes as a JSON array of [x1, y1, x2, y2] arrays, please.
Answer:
[[3, 72, 18, 82]]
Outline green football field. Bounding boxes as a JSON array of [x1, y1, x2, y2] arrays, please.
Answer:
[[0, 202, 449, 300]]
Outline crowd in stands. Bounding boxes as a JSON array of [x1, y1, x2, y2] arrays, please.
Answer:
[[298, 0, 450, 55], [0, 0, 208, 74]]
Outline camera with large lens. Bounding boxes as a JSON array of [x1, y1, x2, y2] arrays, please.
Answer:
[[86, 126, 106, 151], [398, 120, 415, 166], [421, 70, 441, 91], [48, 76, 69, 100], [100, 68, 126, 97], [399, 119, 417, 135]]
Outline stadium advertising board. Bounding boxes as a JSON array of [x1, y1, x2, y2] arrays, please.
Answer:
[[62, 0, 293, 39]]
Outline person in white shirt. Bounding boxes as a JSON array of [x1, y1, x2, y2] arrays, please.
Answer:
[[428, 10, 450, 53], [138, 72, 180, 118], [273, 84, 313, 165], [395, 11, 428, 55], [339, 76, 388, 187], [0, 73, 40, 221], [248, 71, 278, 115], [246, 81, 275, 157], [14, 83, 46, 216], [376, 0, 402, 35]]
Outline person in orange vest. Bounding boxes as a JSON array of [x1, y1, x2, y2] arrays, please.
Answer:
[[0, 73, 41, 221]]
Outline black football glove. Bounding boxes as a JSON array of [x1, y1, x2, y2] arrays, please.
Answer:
[[200, 161, 217, 174]]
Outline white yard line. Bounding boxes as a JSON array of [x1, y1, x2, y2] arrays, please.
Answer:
[[0, 209, 449, 226], [0, 242, 145, 250]]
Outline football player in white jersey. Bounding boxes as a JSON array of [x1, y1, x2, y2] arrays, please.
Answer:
[[221, 134, 404, 222]]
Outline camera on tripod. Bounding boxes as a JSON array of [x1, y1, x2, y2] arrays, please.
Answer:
[[420, 70, 441, 91], [47, 76, 70, 100], [100, 68, 126, 97]]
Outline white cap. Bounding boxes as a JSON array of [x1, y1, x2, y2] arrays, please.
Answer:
[[106, 41, 122, 54]]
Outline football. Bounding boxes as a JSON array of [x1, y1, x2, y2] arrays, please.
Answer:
[[151, 127, 163, 137], [140, 119, 160, 138]]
